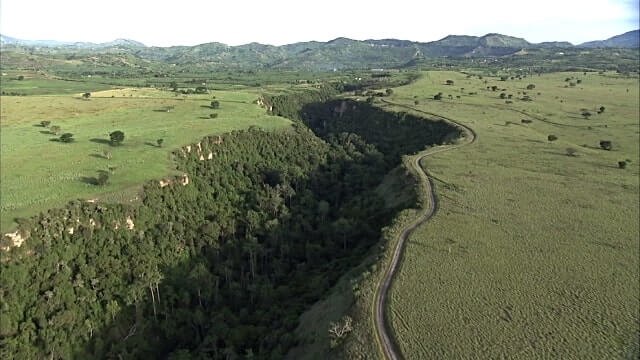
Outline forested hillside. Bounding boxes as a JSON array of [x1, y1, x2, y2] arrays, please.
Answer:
[[0, 98, 460, 359]]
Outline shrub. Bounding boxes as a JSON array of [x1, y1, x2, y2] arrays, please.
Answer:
[[60, 133, 74, 143], [446, 80, 454, 85], [548, 135, 558, 142], [210, 100, 220, 109], [566, 147, 577, 156], [95, 172, 109, 186], [500, 93, 506, 99], [599, 140, 612, 151], [433, 93, 442, 100], [50, 125, 61, 135], [209, 113, 218, 119], [17, 75, 24, 80], [582, 111, 592, 119], [521, 119, 532, 124], [618, 161, 627, 169], [157, 139, 164, 147], [598, 106, 605, 114], [109, 130, 125, 146], [385, 88, 393, 96], [526, 84, 536, 90], [40, 121, 51, 127], [414, 100, 420, 105]]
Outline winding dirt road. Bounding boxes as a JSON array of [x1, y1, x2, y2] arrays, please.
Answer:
[[373, 99, 477, 360]]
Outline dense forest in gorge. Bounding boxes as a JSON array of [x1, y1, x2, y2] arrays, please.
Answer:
[[0, 98, 460, 359]]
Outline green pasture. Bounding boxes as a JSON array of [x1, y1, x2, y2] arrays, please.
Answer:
[[0, 84, 291, 231], [376, 71, 639, 358]]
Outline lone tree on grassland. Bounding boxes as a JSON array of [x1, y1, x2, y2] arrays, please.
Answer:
[[60, 133, 74, 143], [40, 120, 51, 127], [599, 140, 612, 151], [209, 113, 218, 119], [157, 138, 164, 147], [598, 106, 605, 114], [566, 147, 577, 156], [103, 150, 112, 160], [210, 100, 220, 109], [582, 111, 592, 119], [526, 84, 536, 90], [618, 161, 627, 169], [95, 172, 109, 186], [109, 130, 125, 146], [446, 80, 455, 85], [82, 92, 91, 100], [50, 125, 61, 135], [385, 88, 393, 96], [548, 135, 558, 142]]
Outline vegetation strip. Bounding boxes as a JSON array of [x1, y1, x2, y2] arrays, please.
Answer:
[[373, 99, 476, 360]]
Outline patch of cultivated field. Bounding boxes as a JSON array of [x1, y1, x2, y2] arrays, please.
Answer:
[[382, 71, 639, 358], [1, 86, 291, 231]]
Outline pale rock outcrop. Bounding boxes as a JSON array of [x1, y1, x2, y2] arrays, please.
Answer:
[[126, 217, 135, 230]]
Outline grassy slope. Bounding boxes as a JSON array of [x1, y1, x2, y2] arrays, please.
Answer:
[[1, 84, 291, 231], [382, 71, 639, 358]]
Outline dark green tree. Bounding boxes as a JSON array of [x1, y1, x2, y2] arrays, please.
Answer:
[[109, 130, 125, 146], [60, 133, 74, 143]]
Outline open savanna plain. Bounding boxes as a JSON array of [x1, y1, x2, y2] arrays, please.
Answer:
[[0, 75, 291, 231], [369, 71, 639, 358]]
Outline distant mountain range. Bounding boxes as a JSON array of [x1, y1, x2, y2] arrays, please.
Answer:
[[1, 30, 637, 70], [578, 30, 639, 48], [0, 35, 146, 48]]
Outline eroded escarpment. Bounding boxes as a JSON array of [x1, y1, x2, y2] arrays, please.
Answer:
[[0, 99, 460, 359]]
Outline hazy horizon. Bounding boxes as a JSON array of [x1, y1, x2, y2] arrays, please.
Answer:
[[1, 0, 638, 47]]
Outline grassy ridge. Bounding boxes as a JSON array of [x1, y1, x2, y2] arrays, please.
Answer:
[[379, 71, 639, 358], [1, 85, 291, 231]]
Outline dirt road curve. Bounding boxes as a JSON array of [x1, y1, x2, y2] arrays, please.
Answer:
[[373, 100, 477, 360]]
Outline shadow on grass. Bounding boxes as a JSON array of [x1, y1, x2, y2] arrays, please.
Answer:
[[153, 109, 171, 112], [40, 130, 54, 135], [89, 154, 109, 159], [144, 142, 160, 148], [90, 138, 111, 145], [81, 170, 109, 185]]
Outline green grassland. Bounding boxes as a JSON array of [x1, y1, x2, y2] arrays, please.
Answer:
[[369, 71, 639, 358], [1, 81, 291, 231]]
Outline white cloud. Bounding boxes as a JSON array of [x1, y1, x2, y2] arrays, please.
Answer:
[[0, 0, 637, 46]]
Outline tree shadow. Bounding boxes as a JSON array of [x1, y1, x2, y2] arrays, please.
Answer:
[[81, 170, 109, 185], [89, 154, 108, 159], [90, 138, 111, 145], [144, 142, 160, 147], [40, 130, 54, 135], [198, 116, 211, 119], [153, 109, 171, 112]]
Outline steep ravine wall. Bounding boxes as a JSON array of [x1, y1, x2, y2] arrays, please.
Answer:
[[0, 98, 461, 359]]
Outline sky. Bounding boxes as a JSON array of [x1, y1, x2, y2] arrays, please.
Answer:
[[0, 0, 638, 46]]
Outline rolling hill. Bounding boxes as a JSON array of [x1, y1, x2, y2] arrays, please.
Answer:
[[579, 29, 640, 48], [1, 30, 637, 71]]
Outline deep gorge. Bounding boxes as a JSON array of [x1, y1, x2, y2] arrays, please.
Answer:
[[0, 97, 460, 359]]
